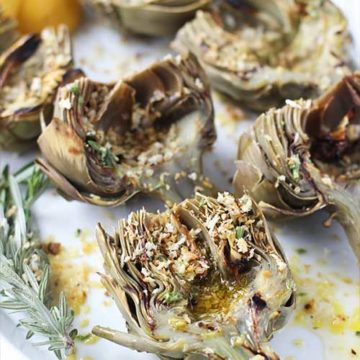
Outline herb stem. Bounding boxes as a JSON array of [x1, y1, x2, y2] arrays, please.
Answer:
[[0, 163, 77, 359]]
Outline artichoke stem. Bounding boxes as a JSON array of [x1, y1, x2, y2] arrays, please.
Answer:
[[330, 185, 360, 263], [92, 326, 183, 356], [308, 164, 360, 263]]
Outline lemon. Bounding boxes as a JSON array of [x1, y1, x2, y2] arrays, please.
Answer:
[[1, 0, 82, 33]]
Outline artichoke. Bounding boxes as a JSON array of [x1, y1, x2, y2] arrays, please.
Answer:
[[37, 53, 215, 206], [234, 73, 360, 262], [0, 10, 18, 53], [93, 191, 295, 359], [0, 26, 73, 149], [172, 0, 350, 111], [90, 0, 210, 36]]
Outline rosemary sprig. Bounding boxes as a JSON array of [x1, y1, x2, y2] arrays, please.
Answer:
[[0, 164, 77, 359], [87, 140, 119, 168]]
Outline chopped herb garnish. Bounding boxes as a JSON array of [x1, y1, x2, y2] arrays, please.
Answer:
[[199, 197, 206, 207], [87, 140, 119, 168], [356, 331, 360, 336], [296, 248, 307, 255], [288, 155, 301, 181], [162, 291, 183, 304], [69, 84, 80, 96], [298, 292, 307, 297], [236, 226, 245, 239]]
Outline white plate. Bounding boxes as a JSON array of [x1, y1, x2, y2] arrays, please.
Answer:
[[1, 1, 359, 359]]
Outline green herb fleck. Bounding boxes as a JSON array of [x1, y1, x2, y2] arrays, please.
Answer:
[[288, 155, 301, 181], [151, 182, 165, 192], [87, 140, 119, 168], [356, 331, 360, 336], [198, 197, 206, 208], [162, 291, 182, 304], [298, 292, 307, 297], [69, 84, 80, 96], [236, 226, 244, 239], [69, 328, 78, 339], [296, 248, 307, 255], [75, 228, 82, 237]]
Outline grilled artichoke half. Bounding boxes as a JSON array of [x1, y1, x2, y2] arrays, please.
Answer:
[[0, 26, 73, 149], [173, 0, 350, 111], [37, 53, 215, 206], [93, 192, 295, 359], [90, 0, 210, 36], [234, 73, 360, 262]]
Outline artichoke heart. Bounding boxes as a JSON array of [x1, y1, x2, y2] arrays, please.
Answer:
[[37, 53, 215, 206], [235, 72, 360, 262], [93, 192, 295, 359], [90, 0, 210, 36], [173, 0, 350, 111], [0, 25, 73, 149]]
